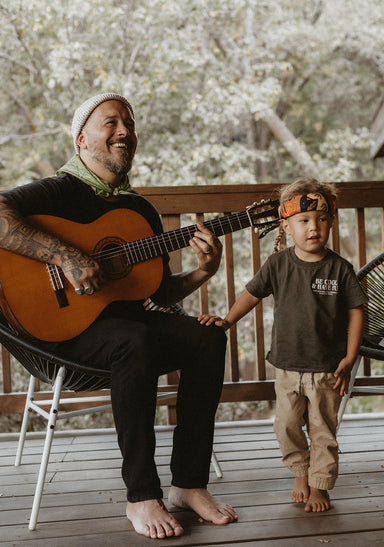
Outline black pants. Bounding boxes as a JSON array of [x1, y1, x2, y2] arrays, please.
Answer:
[[43, 302, 227, 502]]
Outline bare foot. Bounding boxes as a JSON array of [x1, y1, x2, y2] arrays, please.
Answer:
[[304, 488, 330, 513], [126, 499, 184, 539], [168, 486, 238, 524], [291, 476, 309, 504]]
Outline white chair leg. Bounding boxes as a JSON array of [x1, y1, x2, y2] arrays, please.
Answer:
[[337, 354, 362, 432], [15, 374, 36, 466], [211, 450, 223, 478], [28, 366, 65, 531]]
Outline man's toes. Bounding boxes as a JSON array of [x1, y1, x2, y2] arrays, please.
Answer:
[[141, 524, 151, 537], [221, 505, 238, 520], [212, 511, 230, 524], [174, 525, 184, 537], [163, 524, 175, 538], [148, 524, 160, 539]]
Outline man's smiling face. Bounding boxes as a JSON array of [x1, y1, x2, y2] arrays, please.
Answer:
[[78, 100, 137, 181]]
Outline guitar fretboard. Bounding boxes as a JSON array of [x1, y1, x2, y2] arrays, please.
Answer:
[[95, 211, 252, 266]]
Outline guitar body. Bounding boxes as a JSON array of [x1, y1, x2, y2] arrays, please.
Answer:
[[0, 209, 163, 342]]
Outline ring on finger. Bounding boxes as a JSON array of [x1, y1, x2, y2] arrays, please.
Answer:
[[84, 286, 94, 295], [75, 287, 84, 295], [204, 246, 213, 255]]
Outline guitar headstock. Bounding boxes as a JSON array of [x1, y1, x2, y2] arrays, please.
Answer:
[[246, 199, 280, 239]]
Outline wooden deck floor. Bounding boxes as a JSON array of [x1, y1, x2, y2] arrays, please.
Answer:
[[1, 415, 384, 546]]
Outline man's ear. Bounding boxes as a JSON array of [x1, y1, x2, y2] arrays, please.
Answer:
[[77, 131, 87, 150], [281, 218, 291, 235]]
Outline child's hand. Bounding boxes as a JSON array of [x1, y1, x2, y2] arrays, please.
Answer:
[[333, 358, 354, 396], [198, 314, 230, 330]]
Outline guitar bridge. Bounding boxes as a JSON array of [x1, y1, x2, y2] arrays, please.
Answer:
[[54, 288, 69, 308], [46, 264, 69, 308]]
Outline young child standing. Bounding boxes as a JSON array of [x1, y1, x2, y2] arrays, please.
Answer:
[[199, 177, 367, 513]]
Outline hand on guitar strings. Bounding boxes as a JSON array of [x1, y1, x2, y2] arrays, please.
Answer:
[[60, 250, 105, 296], [189, 222, 222, 274]]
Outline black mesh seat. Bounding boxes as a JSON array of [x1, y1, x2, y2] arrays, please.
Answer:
[[0, 313, 111, 391]]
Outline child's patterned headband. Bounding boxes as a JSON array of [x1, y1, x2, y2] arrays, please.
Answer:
[[279, 192, 336, 219]]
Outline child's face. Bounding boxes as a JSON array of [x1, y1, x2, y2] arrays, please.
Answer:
[[281, 210, 332, 262]]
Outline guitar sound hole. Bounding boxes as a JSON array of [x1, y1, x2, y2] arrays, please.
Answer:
[[93, 237, 132, 280]]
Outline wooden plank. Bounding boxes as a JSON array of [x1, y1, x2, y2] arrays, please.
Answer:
[[1, 346, 11, 393], [195, 212, 210, 314], [2, 510, 384, 545], [382, 207, 384, 246], [235, 530, 384, 546], [2, 462, 383, 499], [3, 371, 381, 417], [224, 230, 239, 382], [3, 493, 384, 536], [356, 207, 367, 269], [5, 446, 382, 480], [161, 213, 182, 273], [138, 181, 384, 213], [153, 214, 181, 424], [250, 228, 266, 380], [330, 210, 340, 254], [5, 529, 384, 547]]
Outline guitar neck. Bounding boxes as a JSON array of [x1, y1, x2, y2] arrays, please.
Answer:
[[123, 211, 251, 265]]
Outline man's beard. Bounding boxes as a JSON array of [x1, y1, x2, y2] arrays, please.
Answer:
[[91, 147, 133, 176], [104, 155, 132, 175]]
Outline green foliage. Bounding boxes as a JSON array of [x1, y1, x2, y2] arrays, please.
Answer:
[[1, 0, 384, 188]]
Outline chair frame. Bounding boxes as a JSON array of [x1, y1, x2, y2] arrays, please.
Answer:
[[337, 251, 384, 428]]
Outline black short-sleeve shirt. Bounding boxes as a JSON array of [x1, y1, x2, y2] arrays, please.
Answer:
[[246, 247, 367, 372]]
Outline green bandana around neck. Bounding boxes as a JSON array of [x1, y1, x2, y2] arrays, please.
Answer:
[[56, 155, 136, 198]]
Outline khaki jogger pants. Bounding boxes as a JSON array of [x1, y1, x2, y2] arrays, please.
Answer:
[[273, 368, 342, 490]]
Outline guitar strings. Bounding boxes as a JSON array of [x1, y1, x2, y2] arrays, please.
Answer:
[[46, 264, 64, 290], [91, 211, 252, 264], [91, 204, 278, 265]]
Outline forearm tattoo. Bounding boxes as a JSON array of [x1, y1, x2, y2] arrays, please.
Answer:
[[0, 205, 94, 275], [60, 250, 97, 280]]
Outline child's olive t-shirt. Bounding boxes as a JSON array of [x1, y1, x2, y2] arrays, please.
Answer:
[[246, 247, 367, 372]]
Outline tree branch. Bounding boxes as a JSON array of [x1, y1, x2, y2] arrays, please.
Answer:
[[261, 109, 319, 178]]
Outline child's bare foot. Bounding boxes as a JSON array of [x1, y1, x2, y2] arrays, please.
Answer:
[[291, 476, 309, 503], [168, 486, 238, 524], [304, 488, 330, 512], [126, 499, 184, 539]]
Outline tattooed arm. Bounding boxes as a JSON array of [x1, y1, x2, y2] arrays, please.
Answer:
[[0, 196, 105, 293]]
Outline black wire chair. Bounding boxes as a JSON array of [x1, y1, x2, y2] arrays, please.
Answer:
[[337, 251, 384, 427], [0, 301, 223, 530], [358, 251, 384, 360]]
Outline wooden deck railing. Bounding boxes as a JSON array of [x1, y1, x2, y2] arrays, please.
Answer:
[[1, 181, 384, 418]]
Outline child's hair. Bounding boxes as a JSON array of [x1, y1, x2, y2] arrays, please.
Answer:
[[273, 177, 337, 253]]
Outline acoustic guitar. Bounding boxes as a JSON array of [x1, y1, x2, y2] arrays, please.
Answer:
[[0, 199, 279, 341]]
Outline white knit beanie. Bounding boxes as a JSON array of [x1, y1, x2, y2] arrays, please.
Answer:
[[71, 93, 134, 154]]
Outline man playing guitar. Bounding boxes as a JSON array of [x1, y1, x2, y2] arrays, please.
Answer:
[[0, 93, 238, 539]]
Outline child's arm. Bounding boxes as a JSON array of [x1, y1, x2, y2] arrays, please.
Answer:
[[198, 290, 261, 331], [333, 306, 364, 396]]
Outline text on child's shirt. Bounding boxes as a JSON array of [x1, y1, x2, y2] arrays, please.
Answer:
[[311, 278, 338, 296]]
